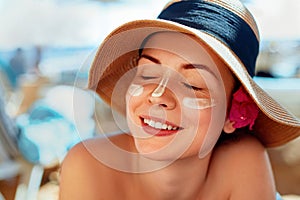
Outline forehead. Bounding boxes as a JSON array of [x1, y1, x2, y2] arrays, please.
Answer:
[[141, 32, 231, 75], [142, 32, 212, 63]]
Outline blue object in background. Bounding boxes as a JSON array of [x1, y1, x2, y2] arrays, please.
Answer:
[[16, 85, 95, 166], [17, 105, 76, 165], [0, 59, 18, 89]]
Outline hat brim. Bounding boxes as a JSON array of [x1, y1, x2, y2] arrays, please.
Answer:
[[88, 19, 300, 147]]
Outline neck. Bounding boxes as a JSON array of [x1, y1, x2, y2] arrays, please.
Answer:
[[135, 153, 212, 200]]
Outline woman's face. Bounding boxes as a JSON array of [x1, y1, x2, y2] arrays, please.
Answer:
[[125, 32, 235, 161]]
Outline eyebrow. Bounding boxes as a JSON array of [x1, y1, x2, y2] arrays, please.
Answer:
[[140, 54, 161, 64], [140, 53, 218, 79], [183, 64, 218, 80]]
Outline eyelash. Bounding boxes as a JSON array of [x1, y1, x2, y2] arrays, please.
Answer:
[[140, 75, 158, 80], [139, 76, 203, 91], [182, 82, 202, 91]]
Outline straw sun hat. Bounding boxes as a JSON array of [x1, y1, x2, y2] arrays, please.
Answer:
[[88, 0, 300, 147]]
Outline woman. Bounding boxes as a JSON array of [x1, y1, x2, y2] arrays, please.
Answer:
[[59, 0, 300, 199]]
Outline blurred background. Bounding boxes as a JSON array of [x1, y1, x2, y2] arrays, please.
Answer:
[[0, 0, 299, 199]]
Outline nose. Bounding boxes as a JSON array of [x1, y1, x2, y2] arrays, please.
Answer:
[[148, 86, 176, 109], [147, 69, 176, 109]]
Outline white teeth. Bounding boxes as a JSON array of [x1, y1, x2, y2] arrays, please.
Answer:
[[143, 118, 178, 130], [162, 124, 168, 129], [149, 120, 155, 127], [154, 122, 163, 129]]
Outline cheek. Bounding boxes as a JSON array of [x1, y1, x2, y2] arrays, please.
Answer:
[[126, 92, 143, 131], [177, 109, 210, 149], [180, 105, 226, 158], [182, 108, 211, 129], [126, 90, 144, 113], [127, 84, 144, 97]]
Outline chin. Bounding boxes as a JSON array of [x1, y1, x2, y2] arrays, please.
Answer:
[[133, 137, 193, 162]]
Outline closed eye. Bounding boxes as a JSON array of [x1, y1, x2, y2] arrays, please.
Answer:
[[182, 82, 203, 91], [141, 75, 159, 80]]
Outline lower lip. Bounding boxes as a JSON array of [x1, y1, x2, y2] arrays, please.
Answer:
[[141, 123, 180, 137]]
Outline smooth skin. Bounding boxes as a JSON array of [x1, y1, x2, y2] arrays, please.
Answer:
[[59, 32, 276, 200]]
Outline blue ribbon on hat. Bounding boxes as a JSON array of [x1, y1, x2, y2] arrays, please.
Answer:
[[158, 0, 259, 77]]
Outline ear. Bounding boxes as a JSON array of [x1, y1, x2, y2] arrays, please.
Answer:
[[223, 118, 236, 134]]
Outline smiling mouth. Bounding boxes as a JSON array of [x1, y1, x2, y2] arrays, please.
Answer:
[[140, 117, 183, 136]]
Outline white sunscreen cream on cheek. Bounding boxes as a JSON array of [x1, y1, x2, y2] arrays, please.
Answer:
[[128, 84, 144, 96], [182, 97, 216, 110]]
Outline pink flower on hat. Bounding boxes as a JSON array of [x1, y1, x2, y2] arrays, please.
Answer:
[[229, 87, 259, 130]]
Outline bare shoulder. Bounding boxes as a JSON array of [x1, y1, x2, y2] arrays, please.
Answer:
[[214, 133, 266, 160], [211, 133, 268, 180], [61, 133, 134, 173], [213, 133, 270, 173], [59, 134, 134, 199], [211, 133, 276, 199], [61, 138, 97, 170], [59, 139, 98, 199]]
